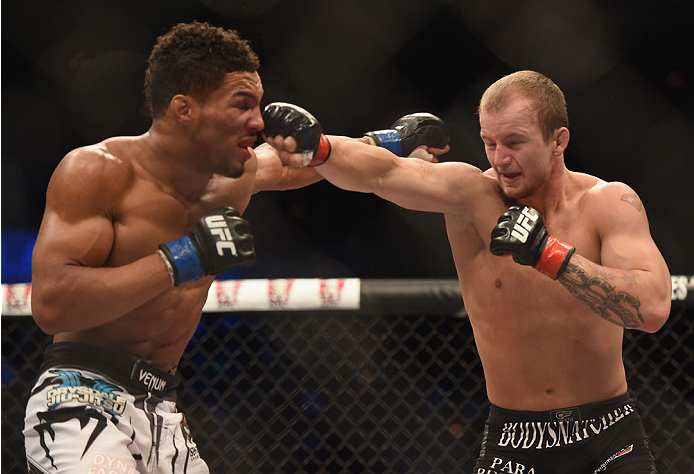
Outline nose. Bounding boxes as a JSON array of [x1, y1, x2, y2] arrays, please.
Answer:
[[247, 107, 264, 133], [491, 146, 512, 168]]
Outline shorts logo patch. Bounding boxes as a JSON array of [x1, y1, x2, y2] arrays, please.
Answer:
[[550, 407, 580, 423], [32, 370, 129, 470], [44, 369, 127, 415], [593, 444, 634, 473]]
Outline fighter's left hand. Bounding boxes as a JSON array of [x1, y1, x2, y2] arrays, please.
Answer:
[[261, 103, 331, 168], [261, 134, 303, 166]]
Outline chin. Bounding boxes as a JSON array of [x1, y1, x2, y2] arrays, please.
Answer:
[[215, 154, 247, 178], [501, 185, 532, 201], [225, 167, 245, 179]]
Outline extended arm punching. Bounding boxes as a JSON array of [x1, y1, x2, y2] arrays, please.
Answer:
[[261, 102, 484, 216]]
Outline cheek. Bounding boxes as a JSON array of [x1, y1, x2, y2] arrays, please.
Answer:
[[484, 148, 496, 164]]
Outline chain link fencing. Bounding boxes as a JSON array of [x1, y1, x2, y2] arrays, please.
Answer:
[[2, 281, 692, 473]]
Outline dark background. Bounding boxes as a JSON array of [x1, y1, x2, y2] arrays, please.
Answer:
[[2, 0, 693, 282]]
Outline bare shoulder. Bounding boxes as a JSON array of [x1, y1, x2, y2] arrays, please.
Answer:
[[578, 176, 650, 240], [584, 177, 646, 217], [48, 139, 135, 216]]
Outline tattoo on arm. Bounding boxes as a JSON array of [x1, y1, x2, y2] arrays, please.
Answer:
[[620, 193, 643, 213], [558, 262, 644, 329]]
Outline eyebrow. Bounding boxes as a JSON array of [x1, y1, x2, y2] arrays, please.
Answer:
[[232, 91, 260, 101], [479, 131, 528, 141]]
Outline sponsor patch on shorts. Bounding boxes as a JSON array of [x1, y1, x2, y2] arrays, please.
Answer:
[[593, 444, 633, 473], [44, 369, 127, 415]]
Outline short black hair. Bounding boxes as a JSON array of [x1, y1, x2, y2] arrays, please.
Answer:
[[144, 21, 260, 118]]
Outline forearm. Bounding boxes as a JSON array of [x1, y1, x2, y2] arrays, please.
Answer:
[[557, 254, 671, 332], [31, 253, 173, 334], [316, 136, 398, 193], [273, 167, 323, 191]]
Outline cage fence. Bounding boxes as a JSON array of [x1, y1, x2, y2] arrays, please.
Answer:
[[2, 279, 693, 473]]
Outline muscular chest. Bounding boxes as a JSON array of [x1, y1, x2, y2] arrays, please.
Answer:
[[451, 206, 602, 320], [106, 175, 249, 267], [542, 213, 602, 264]]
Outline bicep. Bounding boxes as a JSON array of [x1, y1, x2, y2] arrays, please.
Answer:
[[377, 160, 485, 214], [33, 208, 115, 271], [32, 151, 126, 276], [597, 187, 668, 276]]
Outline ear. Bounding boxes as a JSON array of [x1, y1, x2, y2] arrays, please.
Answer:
[[169, 94, 194, 121], [553, 127, 570, 156]]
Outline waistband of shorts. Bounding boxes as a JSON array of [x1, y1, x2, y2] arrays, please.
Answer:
[[40, 342, 180, 398], [488, 392, 634, 423]]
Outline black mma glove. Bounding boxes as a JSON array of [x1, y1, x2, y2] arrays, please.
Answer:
[[262, 102, 331, 167], [364, 112, 450, 156], [490, 205, 575, 280], [158, 207, 255, 286]]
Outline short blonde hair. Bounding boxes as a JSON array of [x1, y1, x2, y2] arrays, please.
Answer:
[[478, 70, 568, 143]]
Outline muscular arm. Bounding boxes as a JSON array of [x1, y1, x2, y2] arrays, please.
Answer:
[[557, 185, 671, 332], [31, 147, 172, 334], [313, 136, 485, 215]]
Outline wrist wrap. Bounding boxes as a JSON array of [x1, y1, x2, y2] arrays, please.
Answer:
[[534, 236, 576, 280], [307, 134, 332, 167], [364, 130, 402, 156], [158, 236, 205, 286], [157, 250, 176, 286]]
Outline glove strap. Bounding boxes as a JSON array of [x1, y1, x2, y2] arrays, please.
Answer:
[[363, 129, 402, 156], [534, 236, 576, 280], [158, 236, 205, 286], [307, 134, 332, 167], [157, 250, 176, 286]]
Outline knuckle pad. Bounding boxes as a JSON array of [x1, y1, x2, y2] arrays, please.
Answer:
[[491, 227, 508, 239]]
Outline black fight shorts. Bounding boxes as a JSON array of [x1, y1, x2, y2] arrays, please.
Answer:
[[474, 392, 656, 474]]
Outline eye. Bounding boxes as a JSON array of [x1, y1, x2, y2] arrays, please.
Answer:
[[232, 98, 255, 111]]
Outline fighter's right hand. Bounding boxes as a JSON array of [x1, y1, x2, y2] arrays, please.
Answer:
[[262, 102, 332, 167], [490, 206, 575, 280], [363, 112, 450, 157], [158, 207, 255, 286]]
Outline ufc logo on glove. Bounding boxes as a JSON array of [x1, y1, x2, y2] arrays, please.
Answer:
[[205, 215, 238, 256], [158, 207, 256, 286], [490, 205, 575, 280], [511, 207, 539, 243]]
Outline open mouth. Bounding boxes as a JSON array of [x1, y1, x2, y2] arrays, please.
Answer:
[[238, 139, 255, 148], [501, 172, 521, 181]]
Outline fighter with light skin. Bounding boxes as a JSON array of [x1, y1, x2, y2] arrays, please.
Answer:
[[262, 70, 671, 473]]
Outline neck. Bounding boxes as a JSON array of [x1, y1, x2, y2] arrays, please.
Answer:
[[515, 157, 569, 218], [139, 127, 213, 202]]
